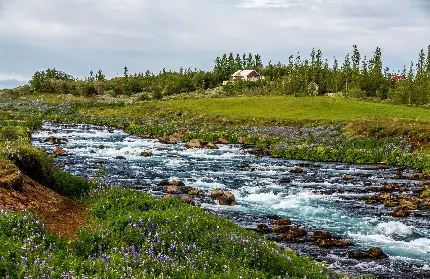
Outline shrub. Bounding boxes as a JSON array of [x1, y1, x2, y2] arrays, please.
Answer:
[[5, 144, 57, 190], [52, 169, 91, 199]]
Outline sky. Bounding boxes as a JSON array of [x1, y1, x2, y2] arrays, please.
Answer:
[[0, 0, 429, 88]]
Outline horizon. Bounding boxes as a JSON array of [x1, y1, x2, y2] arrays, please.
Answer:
[[1, 0, 430, 89]]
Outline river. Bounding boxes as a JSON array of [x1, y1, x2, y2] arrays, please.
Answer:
[[31, 122, 430, 279]]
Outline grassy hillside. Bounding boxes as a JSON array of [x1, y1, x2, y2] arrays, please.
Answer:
[[80, 96, 430, 122]]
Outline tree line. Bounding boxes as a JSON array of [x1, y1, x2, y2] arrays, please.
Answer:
[[18, 46, 430, 105]]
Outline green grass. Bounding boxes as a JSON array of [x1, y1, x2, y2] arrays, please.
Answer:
[[0, 186, 355, 279], [79, 96, 430, 122]]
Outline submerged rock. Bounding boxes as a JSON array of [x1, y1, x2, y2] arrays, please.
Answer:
[[115, 156, 126, 160], [343, 175, 353, 180], [158, 179, 170, 186], [289, 167, 304, 174], [140, 151, 153, 157], [316, 239, 352, 248], [53, 146, 68, 157], [279, 177, 291, 183]]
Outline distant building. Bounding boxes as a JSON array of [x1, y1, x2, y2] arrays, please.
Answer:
[[230, 70, 261, 81], [223, 70, 262, 85]]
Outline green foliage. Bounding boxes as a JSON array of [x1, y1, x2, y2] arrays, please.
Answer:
[[23, 44, 430, 105], [52, 169, 91, 199], [4, 144, 57, 189]]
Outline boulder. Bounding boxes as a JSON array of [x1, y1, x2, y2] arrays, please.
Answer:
[[53, 146, 68, 157], [187, 189, 201, 195], [284, 247, 295, 253], [392, 206, 409, 217], [383, 199, 398, 207], [185, 139, 202, 149], [288, 227, 307, 238], [140, 151, 153, 157], [399, 198, 420, 210], [368, 247, 387, 258], [162, 194, 174, 200], [289, 167, 303, 174], [343, 175, 353, 180], [158, 136, 178, 144], [272, 225, 291, 234], [275, 219, 292, 226], [218, 191, 237, 206], [238, 137, 246, 144], [210, 189, 238, 206], [420, 198, 430, 208], [171, 180, 185, 187], [206, 142, 219, 150], [210, 189, 224, 198], [180, 195, 193, 204], [348, 251, 370, 259], [216, 138, 229, 144], [312, 230, 332, 240], [256, 224, 271, 233], [165, 185, 182, 194], [98, 145, 105, 149], [158, 180, 170, 186]]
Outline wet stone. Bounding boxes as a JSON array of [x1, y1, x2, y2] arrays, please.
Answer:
[[275, 219, 292, 226]]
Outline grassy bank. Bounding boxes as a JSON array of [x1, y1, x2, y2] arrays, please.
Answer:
[[79, 96, 430, 122]]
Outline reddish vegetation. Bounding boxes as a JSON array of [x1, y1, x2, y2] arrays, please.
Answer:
[[0, 162, 87, 238]]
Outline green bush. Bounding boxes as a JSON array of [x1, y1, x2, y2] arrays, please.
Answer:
[[5, 145, 57, 190], [52, 169, 91, 199]]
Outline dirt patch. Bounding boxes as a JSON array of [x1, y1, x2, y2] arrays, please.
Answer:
[[0, 162, 87, 238]]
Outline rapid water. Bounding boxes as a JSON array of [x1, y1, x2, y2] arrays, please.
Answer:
[[31, 122, 430, 279]]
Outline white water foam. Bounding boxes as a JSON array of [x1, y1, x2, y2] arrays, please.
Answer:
[[375, 221, 414, 238]]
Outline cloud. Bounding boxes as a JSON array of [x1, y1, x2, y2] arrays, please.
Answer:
[[0, 0, 429, 80]]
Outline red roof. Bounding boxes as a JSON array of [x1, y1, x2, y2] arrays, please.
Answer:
[[391, 75, 405, 81]]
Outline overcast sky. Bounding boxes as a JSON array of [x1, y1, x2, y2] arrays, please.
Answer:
[[0, 0, 429, 88]]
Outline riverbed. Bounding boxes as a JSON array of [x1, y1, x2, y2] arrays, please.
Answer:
[[31, 122, 430, 279]]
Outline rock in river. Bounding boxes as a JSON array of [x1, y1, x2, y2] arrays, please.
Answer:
[[140, 151, 153, 157], [185, 139, 202, 149], [206, 142, 219, 150], [275, 219, 292, 226], [392, 206, 409, 217], [53, 146, 68, 157], [312, 230, 332, 240]]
